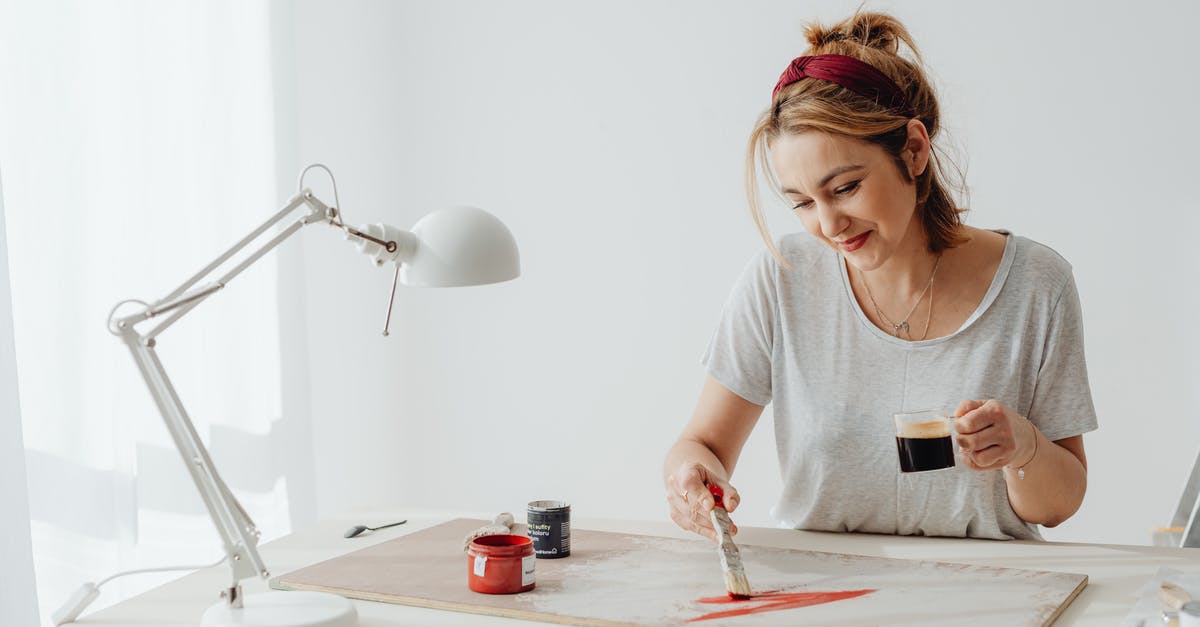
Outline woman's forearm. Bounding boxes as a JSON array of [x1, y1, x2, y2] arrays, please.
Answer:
[[1004, 428, 1087, 527]]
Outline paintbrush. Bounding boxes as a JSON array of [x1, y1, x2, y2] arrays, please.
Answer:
[[706, 483, 752, 599], [462, 512, 515, 551]]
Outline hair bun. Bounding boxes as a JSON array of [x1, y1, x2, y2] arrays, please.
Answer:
[[804, 12, 913, 56], [805, 26, 846, 47], [804, 25, 846, 49]]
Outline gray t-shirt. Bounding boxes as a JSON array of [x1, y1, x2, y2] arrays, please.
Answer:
[[702, 231, 1098, 540]]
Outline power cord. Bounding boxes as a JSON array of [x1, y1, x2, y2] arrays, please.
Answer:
[[52, 556, 226, 625]]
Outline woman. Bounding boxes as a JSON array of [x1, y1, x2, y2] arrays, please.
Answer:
[[663, 11, 1096, 541]]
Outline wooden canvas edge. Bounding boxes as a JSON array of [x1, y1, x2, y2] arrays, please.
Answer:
[[1041, 574, 1088, 627], [271, 578, 640, 627]]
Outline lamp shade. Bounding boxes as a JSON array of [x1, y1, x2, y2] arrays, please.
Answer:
[[399, 206, 520, 287]]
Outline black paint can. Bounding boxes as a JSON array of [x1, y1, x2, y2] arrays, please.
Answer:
[[526, 500, 570, 559]]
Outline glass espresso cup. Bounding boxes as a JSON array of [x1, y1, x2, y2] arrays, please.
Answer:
[[894, 409, 956, 473]]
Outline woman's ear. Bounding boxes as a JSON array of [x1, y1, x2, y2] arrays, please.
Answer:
[[902, 118, 931, 178]]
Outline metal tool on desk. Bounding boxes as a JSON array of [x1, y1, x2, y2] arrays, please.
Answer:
[[345, 520, 407, 538]]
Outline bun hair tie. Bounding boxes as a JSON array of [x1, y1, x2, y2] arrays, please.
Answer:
[[772, 53, 914, 118]]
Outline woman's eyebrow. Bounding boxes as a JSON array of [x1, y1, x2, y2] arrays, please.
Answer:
[[781, 164, 866, 195]]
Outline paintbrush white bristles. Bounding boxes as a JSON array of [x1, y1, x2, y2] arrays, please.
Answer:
[[724, 568, 752, 599], [462, 512, 515, 551], [710, 506, 752, 598]]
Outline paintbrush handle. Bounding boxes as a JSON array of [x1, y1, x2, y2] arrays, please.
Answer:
[[710, 508, 743, 564], [707, 483, 726, 506], [710, 506, 734, 542], [709, 504, 751, 597], [709, 509, 738, 556]]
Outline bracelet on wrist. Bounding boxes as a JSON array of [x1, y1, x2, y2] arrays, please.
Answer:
[[1006, 418, 1038, 480]]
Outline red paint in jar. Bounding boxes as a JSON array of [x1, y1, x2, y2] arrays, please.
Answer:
[[467, 534, 535, 594]]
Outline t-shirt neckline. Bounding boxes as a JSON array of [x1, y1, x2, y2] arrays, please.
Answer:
[[837, 230, 1016, 348]]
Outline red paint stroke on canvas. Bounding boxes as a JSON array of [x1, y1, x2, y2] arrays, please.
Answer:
[[687, 589, 875, 622]]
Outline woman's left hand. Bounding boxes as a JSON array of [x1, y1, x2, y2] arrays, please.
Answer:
[[953, 399, 1035, 471]]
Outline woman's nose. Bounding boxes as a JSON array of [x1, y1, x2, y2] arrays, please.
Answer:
[[817, 204, 848, 240]]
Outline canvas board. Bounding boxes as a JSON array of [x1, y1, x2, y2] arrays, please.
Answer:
[[273, 518, 1086, 626]]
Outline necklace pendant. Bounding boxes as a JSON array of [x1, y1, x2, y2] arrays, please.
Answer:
[[899, 321, 910, 335]]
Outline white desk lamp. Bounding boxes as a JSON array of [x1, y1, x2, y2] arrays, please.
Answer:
[[98, 165, 519, 627]]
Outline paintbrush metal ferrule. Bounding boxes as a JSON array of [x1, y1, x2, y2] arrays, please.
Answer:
[[709, 506, 751, 598]]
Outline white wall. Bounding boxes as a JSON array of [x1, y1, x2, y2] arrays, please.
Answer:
[[283, 0, 1200, 546]]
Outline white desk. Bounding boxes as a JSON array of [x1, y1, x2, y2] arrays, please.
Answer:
[[84, 509, 1200, 626]]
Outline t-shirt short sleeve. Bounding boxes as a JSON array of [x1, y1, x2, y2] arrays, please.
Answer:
[[1025, 273, 1099, 441], [700, 250, 776, 406]]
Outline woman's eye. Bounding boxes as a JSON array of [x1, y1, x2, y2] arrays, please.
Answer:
[[835, 181, 860, 195], [791, 200, 813, 211]]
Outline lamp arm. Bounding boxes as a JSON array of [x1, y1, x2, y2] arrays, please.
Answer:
[[108, 189, 348, 607], [117, 335, 264, 604], [158, 191, 315, 305]]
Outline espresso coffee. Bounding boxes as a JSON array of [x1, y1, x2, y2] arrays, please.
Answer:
[[895, 419, 955, 473]]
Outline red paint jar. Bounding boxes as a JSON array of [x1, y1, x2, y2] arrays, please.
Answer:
[[466, 534, 535, 594]]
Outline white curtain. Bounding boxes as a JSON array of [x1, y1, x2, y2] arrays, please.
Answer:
[[0, 168, 41, 627], [0, 1, 297, 621]]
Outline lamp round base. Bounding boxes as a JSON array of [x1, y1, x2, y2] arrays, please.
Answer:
[[200, 590, 357, 627]]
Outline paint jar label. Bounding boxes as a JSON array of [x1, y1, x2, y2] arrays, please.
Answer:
[[527, 500, 571, 559], [521, 555, 535, 586], [473, 554, 487, 577]]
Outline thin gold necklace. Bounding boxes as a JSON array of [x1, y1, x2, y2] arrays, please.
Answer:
[[860, 255, 941, 340]]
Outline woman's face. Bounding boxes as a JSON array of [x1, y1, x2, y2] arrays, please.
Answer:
[[768, 125, 928, 272]]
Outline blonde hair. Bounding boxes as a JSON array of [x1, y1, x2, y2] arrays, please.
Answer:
[[745, 11, 967, 267]]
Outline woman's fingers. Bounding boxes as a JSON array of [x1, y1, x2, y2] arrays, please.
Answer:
[[668, 494, 717, 539], [955, 399, 1002, 435], [666, 464, 703, 508], [665, 463, 719, 539], [669, 504, 716, 541], [954, 398, 986, 419], [963, 444, 1006, 469], [665, 463, 743, 539], [691, 507, 718, 541], [708, 477, 741, 513], [704, 478, 742, 535], [954, 399, 1025, 470], [682, 467, 714, 511]]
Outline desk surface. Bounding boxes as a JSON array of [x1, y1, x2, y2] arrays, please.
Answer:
[[85, 508, 1200, 626]]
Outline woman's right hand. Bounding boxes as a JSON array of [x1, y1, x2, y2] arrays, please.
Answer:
[[665, 462, 740, 542]]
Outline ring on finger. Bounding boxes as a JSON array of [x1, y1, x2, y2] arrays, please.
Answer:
[[679, 489, 688, 502]]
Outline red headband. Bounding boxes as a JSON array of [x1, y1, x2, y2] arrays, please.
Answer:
[[772, 54, 913, 118]]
